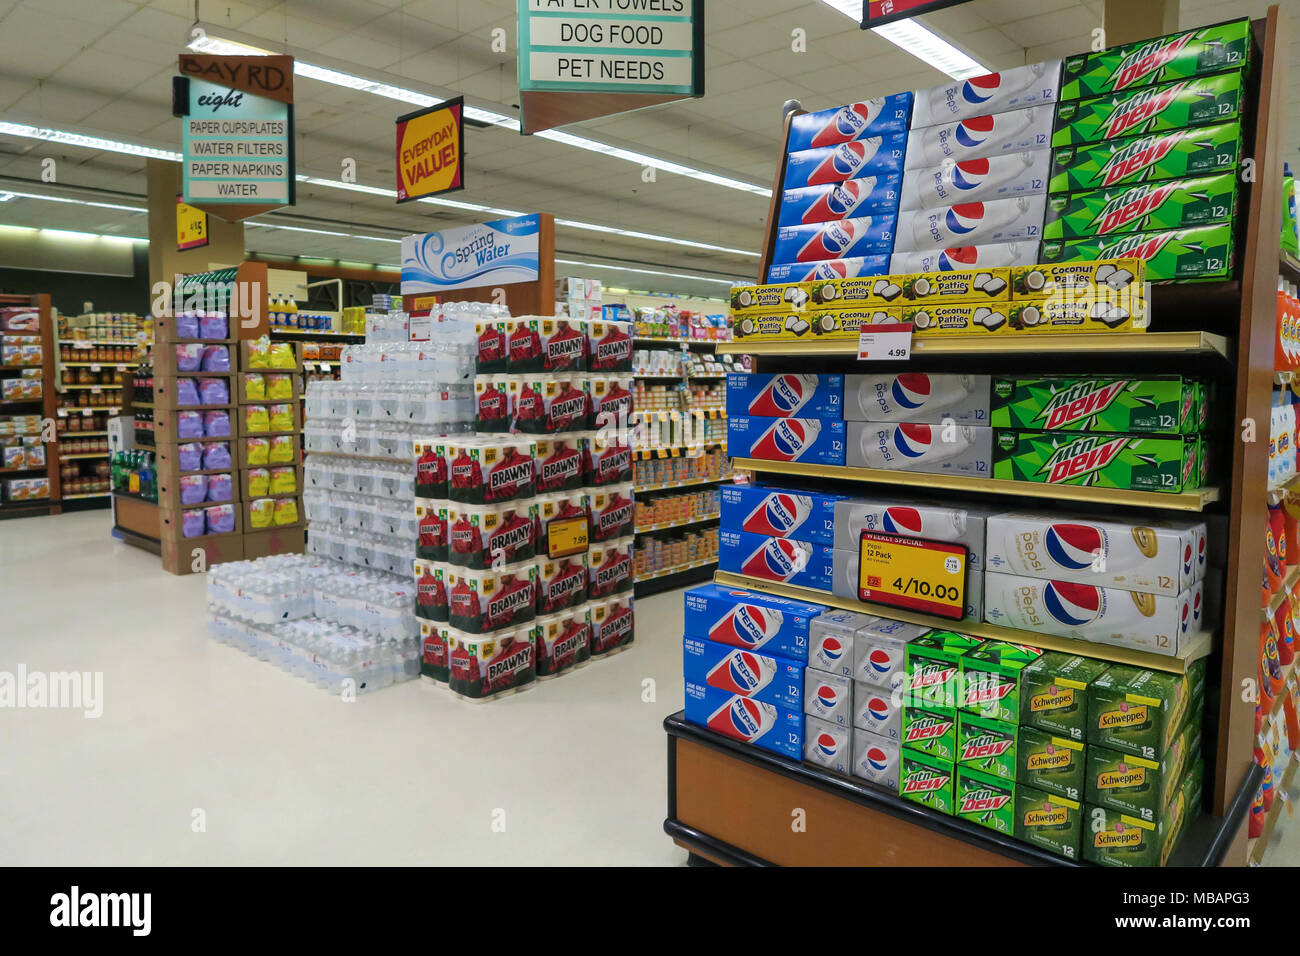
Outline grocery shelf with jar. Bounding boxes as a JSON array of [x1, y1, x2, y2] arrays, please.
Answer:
[[664, 10, 1291, 869], [0, 293, 58, 516]]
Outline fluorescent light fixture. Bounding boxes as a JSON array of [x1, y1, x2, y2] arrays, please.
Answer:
[[814, 2, 988, 80], [555, 218, 757, 257], [0, 224, 145, 242], [246, 220, 403, 244], [0, 189, 146, 213], [0, 122, 181, 161], [554, 257, 743, 286], [187, 29, 769, 195], [0, 193, 12, 202]]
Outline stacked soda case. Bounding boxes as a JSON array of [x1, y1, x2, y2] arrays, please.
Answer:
[[892, 60, 1065, 274], [236, 335, 305, 554], [1041, 18, 1251, 280]]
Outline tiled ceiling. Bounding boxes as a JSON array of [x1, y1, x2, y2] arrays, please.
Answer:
[[0, 0, 1296, 299]]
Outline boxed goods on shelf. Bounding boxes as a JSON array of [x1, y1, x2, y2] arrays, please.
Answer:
[[1048, 123, 1243, 194], [729, 416, 846, 465], [846, 421, 993, 475], [992, 430, 1201, 492], [721, 485, 843, 544], [683, 583, 822, 660]]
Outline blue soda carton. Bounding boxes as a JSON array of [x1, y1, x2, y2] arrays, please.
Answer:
[[728, 415, 847, 465], [767, 256, 890, 283], [683, 583, 826, 660], [720, 484, 845, 545], [779, 176, 903, 226], [787, 93, 914, 152], [684, 682, 804, 759], [719, 530, 835, 592], [783, 134, 909, 190], [771, 215, 898, 264], [726, 372, 844, 420], [683, 635, 805, 711]]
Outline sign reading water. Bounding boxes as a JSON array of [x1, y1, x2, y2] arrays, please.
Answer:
[[401, 215, 541, 295]]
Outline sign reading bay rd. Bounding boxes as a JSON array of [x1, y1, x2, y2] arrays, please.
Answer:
[[517, 0, 704, 134]]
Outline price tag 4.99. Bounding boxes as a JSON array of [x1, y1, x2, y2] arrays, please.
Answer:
[[857, 322, 913, 362]]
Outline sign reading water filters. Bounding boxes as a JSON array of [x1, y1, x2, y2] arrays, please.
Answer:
[[179, 78, 292, 205], [401, 215, 541, 295]]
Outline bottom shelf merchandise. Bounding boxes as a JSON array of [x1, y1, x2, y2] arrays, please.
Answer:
[[634, 530, 719, 580], [679, 581, 1209, 866]]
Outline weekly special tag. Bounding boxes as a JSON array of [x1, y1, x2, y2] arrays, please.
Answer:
[[858, 530, 966, 619]]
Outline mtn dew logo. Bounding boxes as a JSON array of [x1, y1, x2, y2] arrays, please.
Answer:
[[1105, 81, 1191, 138], [1041, 435, 1132, 484], [960, 732, 1012, 761], [902, 767, 948, 794], [1098, 230, 1178, 262], [905, 714, 953, 744], [1111, 33, 1198, 91], [1100, 132, 1181, 186], [910, 662, 957, 690], [958, 786, 1011, 814], [1092, 182, 1180, 235], [1038, 380, 1130, 429]]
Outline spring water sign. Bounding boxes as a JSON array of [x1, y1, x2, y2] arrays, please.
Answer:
[[401, 215, 541, 294]]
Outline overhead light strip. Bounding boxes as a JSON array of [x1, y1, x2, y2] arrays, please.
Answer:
[[815, 2, 989, 80], [0, 122, 181, 161], [554, 257, 742, 286], [188, 32, 770, 196]]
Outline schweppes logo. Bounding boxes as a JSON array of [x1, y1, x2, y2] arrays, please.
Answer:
[[1023, 805, 1069, 828], [1094, 827, 1144, 848], [1098, 766, 1146, 789], [1098, 704, 1148, 729], [1026, 749, 1074, 772], [1030, 687, 1075, 712]]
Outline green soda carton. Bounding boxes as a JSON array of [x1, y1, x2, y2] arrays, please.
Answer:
[[1187, 656, 1207, 703], [1043, 172, 1238, 241], [958, 641, 1044, 723], [1086, 721, 1192, 821], [1058, 18, 1251, 100], [1053, 71, 1246, 148], [1179, 756, 1205, 818], [956, 712, 1018, 780], [991, 377, 1198, 435], [954, 766, 1016, 835], [1088, 664, 1192, 759], [900, 747, 955, 815], [1084, 804, 1182, 866], [1048, 122, 1243, 194], [1020, 652, 1111, 741], [904, 630, 984, 712], [1017, 725, 1087, 801], [1015, 785, 1083, 860], [1040, 222, 1235, 282], [993, 430, 1197, 493], [902, 706, 958, 761]]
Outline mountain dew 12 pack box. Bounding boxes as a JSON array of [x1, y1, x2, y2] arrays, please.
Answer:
[[956, 712, 1018, 780], [958, 641, 1045, 723], [1043, 172, 1238, 240], [1040, 223, 1235, 281], [1048, 123, 1243, 194], [993, 430, 1200, 493], [899, 747, 955, 814], [1053, 71, 1246, 148], [905, 630, 984, 712], [991, 377, 1202, 435]]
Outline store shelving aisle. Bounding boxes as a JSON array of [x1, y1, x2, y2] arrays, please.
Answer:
[[0, 510, 689, 865]]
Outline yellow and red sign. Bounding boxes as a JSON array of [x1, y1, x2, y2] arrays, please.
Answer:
[[395, 97, 464, 203], [857, 530, 967, 619], [176, 195, 209, 251]]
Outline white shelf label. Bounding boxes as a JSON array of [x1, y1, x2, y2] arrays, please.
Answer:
[[858, 324, 913, 362]]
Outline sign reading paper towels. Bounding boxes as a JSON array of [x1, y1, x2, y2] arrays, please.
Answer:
[[401, 215, 541, 295]]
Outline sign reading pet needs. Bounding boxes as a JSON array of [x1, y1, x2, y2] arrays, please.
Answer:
[[401, 214, 541, 295], [396, 97, 464, 202]]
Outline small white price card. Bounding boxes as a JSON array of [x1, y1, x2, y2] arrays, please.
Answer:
[[857, 323, 913, 361]]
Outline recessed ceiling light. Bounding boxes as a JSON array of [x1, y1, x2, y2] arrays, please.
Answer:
[[814, 2, 989, 80]]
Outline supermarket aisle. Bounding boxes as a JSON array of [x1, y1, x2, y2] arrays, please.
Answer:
[[0, 512, 687, 865]]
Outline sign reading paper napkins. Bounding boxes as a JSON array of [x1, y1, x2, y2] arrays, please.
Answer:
[[400, 215, 541, 294]]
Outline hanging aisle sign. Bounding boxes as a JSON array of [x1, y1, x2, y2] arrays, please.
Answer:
[[516, 0, 704, 134], [401, 214, 541, 294], [395, 97, 465, 202], [173, 54, 296, 222], [862, 0, 973, 29]]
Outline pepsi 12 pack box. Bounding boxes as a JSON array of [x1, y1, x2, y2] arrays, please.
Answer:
[[767, 256, 891, 283], [684, 682, 804, 759], [831, 497, 993, 571], [772, 215, 897, 264], [683, 635, 805, 711], [726, 373, 844, 419], [843, 373, 991, 424], [904, 106, 1054, 170], [846, 421, 994, 475], [911, 61, 1063, 129], [900, 151, 1051, 212], [780, 176, 904, 227], [893, 195, 1047, 253], [720, 484, 846, 545], [784, 135, 909, 190], [788, 93, 914, 151], [729, 416, 847, 466], [683, 583, 826, 661], [719, 530, 835, 592], [889, 241, 1041, 273]]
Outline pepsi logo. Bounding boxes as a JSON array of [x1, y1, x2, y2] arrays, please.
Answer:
[[832, 141, 867, 175], [811, 260, 850, 280], [818, 636, 845, 662], [816, 732, 841, 758], [882, 506, 924, 536], [821, 221, 856, 252], [891, 373, 933, 410], [893, 423, 935, 458], [1044, 524, 1105, 572], [815, 683, 840, 709], [767, 376, 806, 415], [726, 607, 768, 648], [728, 697, 765, 737], [954, 115, 995, 148], [771, 420, 808, 458], [866, 746, 890, 771], [960, 73, 1002, 104], [945, 202, 986, 235], [950, 159, 990, 190], [1183, 543, 1193, 576], [868, 648, 893, 676], [763, 494, 802, 534], [1197, 537, 1206, 566], [866, 696, 890, 723], [1043, 581, 1103, 627], [727, 652, 764, 691], [762, 539, 801, 577], [1180, 603, 1189, 633], [826, 181, 861, 217], [937, 246, 979, 271]]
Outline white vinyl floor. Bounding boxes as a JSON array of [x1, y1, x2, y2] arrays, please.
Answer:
[[0, 510, 688, 866], [4, 510, 1299, 867]]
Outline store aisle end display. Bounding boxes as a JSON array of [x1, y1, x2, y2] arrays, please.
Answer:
[[0, 294, 56, 513]]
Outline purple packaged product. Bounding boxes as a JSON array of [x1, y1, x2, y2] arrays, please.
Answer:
[[205, 504, 235, 534], [779, 176, 903, 227], [767, 256, 890, 283], [719, 530, 836, 592], [177, 378, 200, 406], [726, 373, 844, 420], [719, 484, 846, 545], [683, 583, 826, 661], [176, 312, 199, 339], [203, 410, 231, 438], [727, 415, 847, 466], [783, 134, 909, 190], [199, 378, 229, 405], [177, 442, 202, 471], [787, 94, 914, 152], [176, 410, 203, 440], [199, 313, 228, 340], [179, 474, 208, 505], [175, 344, 202, 371], [207, 473, 233, 503], [683, 636, 805, 711], [201, 345, 230, 372], [683, 682, 805, 760], [182, 509, 205, 537], [202, 442, 231, 470], [771, 215, 897, 264]]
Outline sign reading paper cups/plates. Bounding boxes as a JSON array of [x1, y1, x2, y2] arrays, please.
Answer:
[[861, 0, 973, 29], [516, 0, 704, 134], [401, 214, 541, 295], [395, 97, 464, 202], [173, 54, 295, 221], [858, 530, 966, 620]]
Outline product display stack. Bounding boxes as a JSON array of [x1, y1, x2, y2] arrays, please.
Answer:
[[0, 295, 55, 513], [237, 335, 305, 556]]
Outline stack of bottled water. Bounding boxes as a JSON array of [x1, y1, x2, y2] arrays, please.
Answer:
[[206, 555, 420, 695]]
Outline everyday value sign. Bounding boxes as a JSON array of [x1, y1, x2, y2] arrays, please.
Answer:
[[395, 97, 464, 202]]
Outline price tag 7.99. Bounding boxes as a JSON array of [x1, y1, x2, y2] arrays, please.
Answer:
[[857, 322, 913, 361]]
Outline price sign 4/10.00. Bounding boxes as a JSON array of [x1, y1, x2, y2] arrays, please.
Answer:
[[857, 530, 967, 620]]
